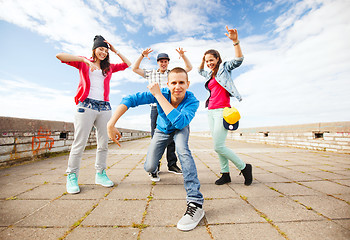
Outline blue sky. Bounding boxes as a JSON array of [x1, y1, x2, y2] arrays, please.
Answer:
[[0, 0, 349, 132]]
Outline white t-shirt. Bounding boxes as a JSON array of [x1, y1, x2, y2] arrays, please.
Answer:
[[88, 69, 105, 101]]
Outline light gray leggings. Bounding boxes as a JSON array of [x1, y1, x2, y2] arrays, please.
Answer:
[[66, 106, 111, 175]]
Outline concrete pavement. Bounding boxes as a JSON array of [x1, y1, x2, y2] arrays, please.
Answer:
[[0, 136, 349, 239]]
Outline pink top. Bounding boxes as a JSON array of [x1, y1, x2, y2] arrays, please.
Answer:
[[207, 77, 231, 110], [62, 57, 128, 104]]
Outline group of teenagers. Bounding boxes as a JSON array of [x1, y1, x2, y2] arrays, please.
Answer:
[[56, 25, 253, 231]]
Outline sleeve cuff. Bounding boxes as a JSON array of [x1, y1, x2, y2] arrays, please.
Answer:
[[167, 108, 180, 123], [234, 56, 244, 61], [120, 99, 131, 109]]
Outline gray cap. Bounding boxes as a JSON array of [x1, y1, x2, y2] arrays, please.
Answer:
[[157, 53, 170, 61]]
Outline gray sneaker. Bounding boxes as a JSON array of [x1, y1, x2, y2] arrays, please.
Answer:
[[177, 202, 205, 231]]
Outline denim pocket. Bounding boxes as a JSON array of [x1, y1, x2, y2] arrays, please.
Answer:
[[78, 108, 85, 113]]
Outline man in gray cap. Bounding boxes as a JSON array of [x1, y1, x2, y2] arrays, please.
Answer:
[[132, 47, 192, 181]]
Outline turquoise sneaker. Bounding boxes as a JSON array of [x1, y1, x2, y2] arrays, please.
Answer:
[[66, 173, 80, 194], [95, 170, 114, 187]]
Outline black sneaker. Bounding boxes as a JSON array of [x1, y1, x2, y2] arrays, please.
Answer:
[[168, 165, 182, 175], [149, 172, 160, 182], [177, 202, 205, 231]]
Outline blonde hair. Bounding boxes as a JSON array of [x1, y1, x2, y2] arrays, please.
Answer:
[[169, 67, 188, 81]]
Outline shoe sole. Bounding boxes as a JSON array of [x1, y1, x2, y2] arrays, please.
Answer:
[[150, 178, 160, 182], [95, 181, 114, 187], [66, 187, 80, 194], [168, 170, 183, 175], [67, 190, 80, 194], [177, 210, 205, 231], [215, 180, 231, 185]]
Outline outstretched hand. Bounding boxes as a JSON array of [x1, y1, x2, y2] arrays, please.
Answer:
[[175, 47, 186, 58], [142, 48, 153, 60], [225, 25, 238, 42], [107, 125, 122, 147]]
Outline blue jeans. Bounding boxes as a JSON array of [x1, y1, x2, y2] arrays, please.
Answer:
[[150, 105, 178, 168], [144, 126, 204, 205], [78, 98, 112, 111]]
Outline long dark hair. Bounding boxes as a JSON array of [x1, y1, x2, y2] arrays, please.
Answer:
[[92, 50, 110, 77], [204, 49, 222, 79]]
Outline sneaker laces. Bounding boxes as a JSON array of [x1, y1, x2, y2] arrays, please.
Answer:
[[184, 203, 197, 217], [99, 171, 110, 181], [68, 173, 77, 181]]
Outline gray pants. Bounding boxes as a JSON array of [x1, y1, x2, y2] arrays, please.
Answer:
[[66, 103, 111, 175]]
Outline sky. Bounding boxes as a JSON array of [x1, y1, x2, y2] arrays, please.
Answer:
[[0, 0, 349, 132]]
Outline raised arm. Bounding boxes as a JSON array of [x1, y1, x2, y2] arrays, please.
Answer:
[[105, 40, 131, 67], [56, 53, 88, 64], [116, 52, 131, 67], [199, 55, 205, 70], [107, 104, 128, 146], [56, 53, 99, 71], [225, 25, 243, 58], [148, 82, 199, 129], [176, 48, 192, 72], [147, 83, 174, 115], [132, 48, 153, 77]]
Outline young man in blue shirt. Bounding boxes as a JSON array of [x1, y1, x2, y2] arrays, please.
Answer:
[[107, 67, 204, 231], [132, 48, 192, 176]]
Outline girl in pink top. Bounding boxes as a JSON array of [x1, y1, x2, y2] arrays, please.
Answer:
[[56, 35, 131, 194], [199, 26, 253, 186]]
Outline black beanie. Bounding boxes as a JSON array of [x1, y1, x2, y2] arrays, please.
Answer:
[[92, 35, 109, 50]]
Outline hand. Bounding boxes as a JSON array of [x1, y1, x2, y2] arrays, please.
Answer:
[[107, 124, 122, 147], [147, 82, 161, 97], [225, 25, 238, 43], [142, 48, 153, 60], [104, 40, 118, 54], [84, 60, 99, 72], [175, 47, 186, 58]]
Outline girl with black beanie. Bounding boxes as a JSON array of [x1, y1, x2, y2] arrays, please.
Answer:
[[56, 35, 131, 194]]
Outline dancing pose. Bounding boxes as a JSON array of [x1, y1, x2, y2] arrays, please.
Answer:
[[56, 35, 131, 194], [108, 67, 204, 231], [132, 48, 192, 178], [199, 26, 253, 186]]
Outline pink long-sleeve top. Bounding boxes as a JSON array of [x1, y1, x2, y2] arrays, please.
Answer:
[[62, 57, 128, 104]]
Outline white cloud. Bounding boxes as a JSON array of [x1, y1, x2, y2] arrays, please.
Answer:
[[116, 0, 222, 36], [1, 0, 349, 132], [0, 0, 124, 55], [234, 0, 350, 127], [0, 75, 75, 122]]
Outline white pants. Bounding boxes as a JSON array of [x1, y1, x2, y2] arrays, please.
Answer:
[[66, 105, 111, 175]]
